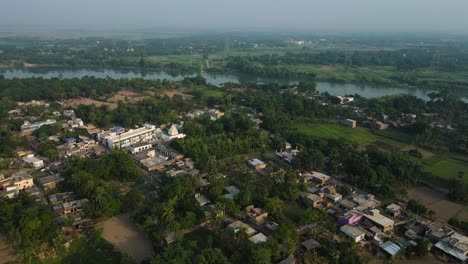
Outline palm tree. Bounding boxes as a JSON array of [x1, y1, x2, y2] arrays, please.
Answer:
[[161, 203, 175, 225], [94, 186, 107, 209]]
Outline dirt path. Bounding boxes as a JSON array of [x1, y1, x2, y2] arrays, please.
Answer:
[[0, 233, 16, 264], [97, 213, 153, 263]]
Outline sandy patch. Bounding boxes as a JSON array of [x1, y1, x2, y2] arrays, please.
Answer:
[[23, 62, 40, 68], [394, 255, 448, 264], [0, 233, 16, 264], [107, 90, 151, 104], [409, 186, 465, 222], [61, 98, 117, 110], [162, 90, 194, 99], [320, 66, 335, 72], [97, 213, 153, 263]]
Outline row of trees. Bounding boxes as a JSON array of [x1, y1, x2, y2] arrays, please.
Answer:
[[226, 48, 468, 72]]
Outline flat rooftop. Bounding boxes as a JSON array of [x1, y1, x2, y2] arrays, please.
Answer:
[[105, 125, 155, 142], [364, 212, 394, 227]]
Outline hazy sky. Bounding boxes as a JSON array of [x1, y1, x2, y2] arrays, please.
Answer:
[[2, 0, 468, 33]]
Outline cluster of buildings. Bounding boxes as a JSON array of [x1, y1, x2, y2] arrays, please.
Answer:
[[275, 142, 300, 163], [184, 108, 225, 121], [56, 136, 102, 159], [21, 119, 57, 133], [0, 171, 64, 201], [50, 192, 91, 228], [225, 205, 270, 244], [297, 168, 468, 262], [0, 171, 34, 198]]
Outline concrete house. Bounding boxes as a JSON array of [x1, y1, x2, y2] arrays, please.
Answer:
[[364, 209, 394, 232], [311, 172, 331, 185], [341, 119, 357, 128], [386, 204, 402, 217], [22, 154, 44, 168], [38, 174, 64, 191], [340, 224, 366, 243], [245, 205, 268, 224], [12, 172, 34, 190], [248, 159, 266, 170], [302, 193, 323, 208]]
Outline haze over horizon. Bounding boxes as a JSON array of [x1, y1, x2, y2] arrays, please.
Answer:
[[1, 0, 468, 34]]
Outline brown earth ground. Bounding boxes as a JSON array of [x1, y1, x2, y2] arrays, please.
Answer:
[[370, 254, 450, 264], [408, 186, 467, 222], [106, 90, 152, 104], [320, 66, 336, 71], [162, 89, 194, 99], [23, 62, 40, 68], [97, 213, 153, 263], [0, 233, 16, 264], [61, 98, 118, 110]]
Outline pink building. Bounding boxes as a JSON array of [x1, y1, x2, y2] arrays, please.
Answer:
[[338, 210, 363, 225]]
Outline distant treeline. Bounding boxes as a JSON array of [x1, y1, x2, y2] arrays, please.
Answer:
[[227, 48, 468, 72]]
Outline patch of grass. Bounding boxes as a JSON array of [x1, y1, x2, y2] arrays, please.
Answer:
[[197, 88, 227, 98], [291, 121, 403, 146], [373, 129, 414, 144], [424, 156, 468, 184]]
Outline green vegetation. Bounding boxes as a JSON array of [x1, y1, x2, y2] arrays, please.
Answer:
[[62, 151, 141, 218], [0, 193, 59, 262], [424, 156, 468, 184], [291, 122, 398, 145], [1, 33, 468, 264], [46, 229, 131, 264]]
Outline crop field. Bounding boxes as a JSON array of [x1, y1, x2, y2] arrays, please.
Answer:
[[196, 88, 227, 98], [424, 155, 468, 184], [291, 122, 402, 146]]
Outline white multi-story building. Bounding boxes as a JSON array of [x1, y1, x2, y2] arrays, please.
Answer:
[[22, 154, 44, 168], [98, 124, 157, 149]]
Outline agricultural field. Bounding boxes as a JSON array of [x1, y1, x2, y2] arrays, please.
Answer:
[[291, 122, 403, 147], [424, 155, 468, 184], [194, 88, 227, 98], [408, 186, 467, 222]]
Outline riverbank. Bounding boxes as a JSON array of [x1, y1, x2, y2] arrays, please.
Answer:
[[3, 67, 466, 100]]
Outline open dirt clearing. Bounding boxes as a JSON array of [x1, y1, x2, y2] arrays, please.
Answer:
[[97, 213, 153, 263], [409, 186, 467, 222], [106, 90, 151, 104], [61, 98, 118, 110], [0, 233, 16, 264], [162, 89, 194, 99]]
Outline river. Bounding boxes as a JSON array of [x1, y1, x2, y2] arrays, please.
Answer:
[[1, 68, 467, 101]]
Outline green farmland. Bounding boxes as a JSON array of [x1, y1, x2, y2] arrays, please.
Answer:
[[424, 155, 468, 185], [291, 122, 403, 146]]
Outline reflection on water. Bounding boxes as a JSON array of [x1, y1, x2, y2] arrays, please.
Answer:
[[1, 68, 467, 101]]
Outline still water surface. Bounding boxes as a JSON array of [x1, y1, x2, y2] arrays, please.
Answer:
[[1, 68, 466, 101]]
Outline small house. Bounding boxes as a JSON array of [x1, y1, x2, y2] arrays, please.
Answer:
[[340, 224, 366, 243]]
